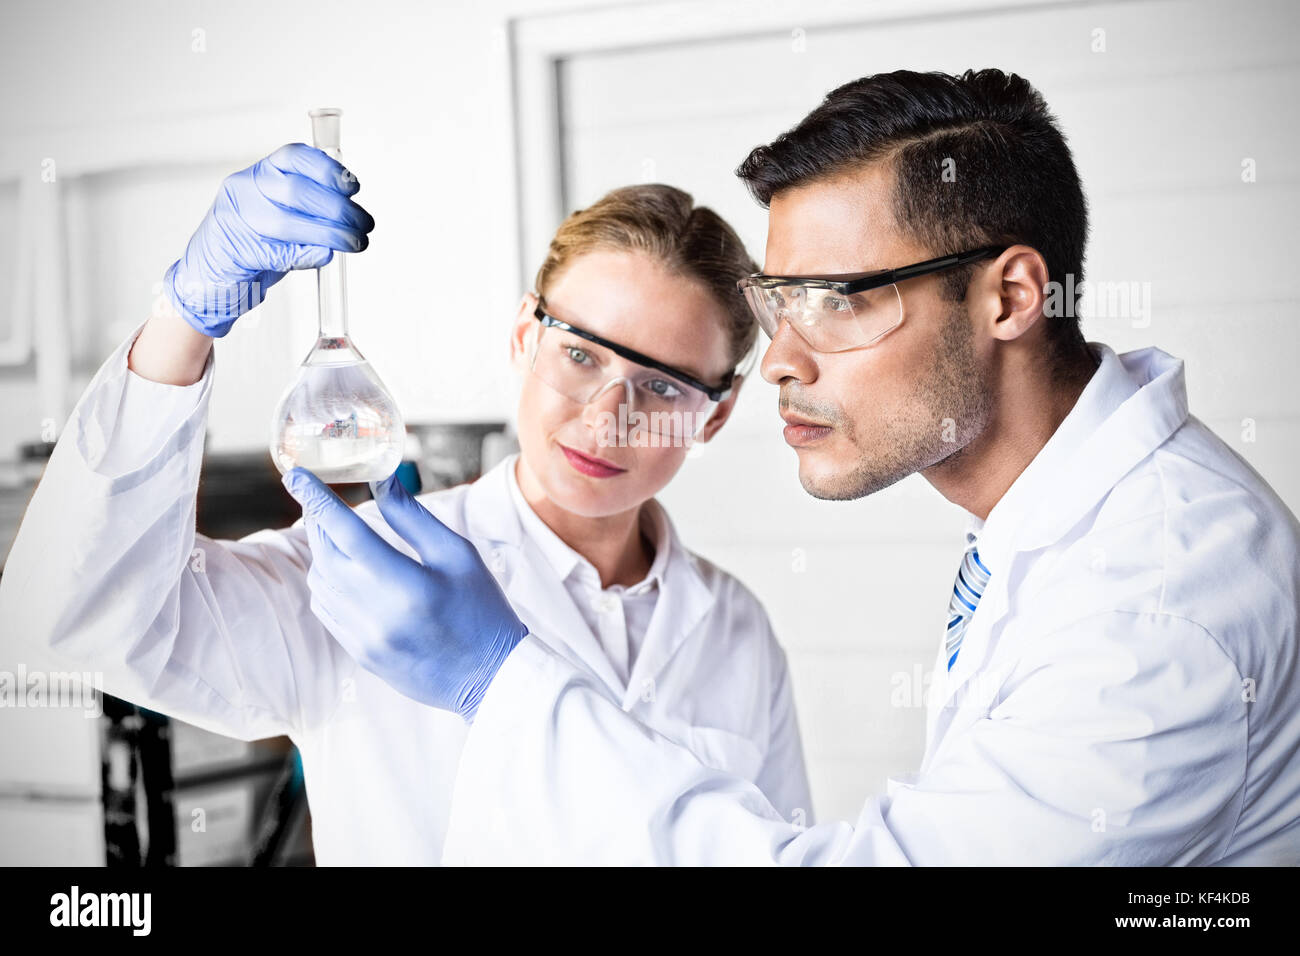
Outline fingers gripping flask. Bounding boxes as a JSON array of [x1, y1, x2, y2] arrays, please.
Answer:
[[269, 108, 405, 483]]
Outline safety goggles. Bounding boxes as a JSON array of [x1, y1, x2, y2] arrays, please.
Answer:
[[736, 245, 1007, 352], [529, 298, 735, 442]]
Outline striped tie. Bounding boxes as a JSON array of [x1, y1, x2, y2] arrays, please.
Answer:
[[945, 539, 990, 671]]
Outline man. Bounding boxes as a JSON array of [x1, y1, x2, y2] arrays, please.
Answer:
[[286, 68, 1300, 864]]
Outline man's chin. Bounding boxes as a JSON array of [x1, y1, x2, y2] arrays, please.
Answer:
[[795, 449, 856, 501], [795, 446, 908, 501]]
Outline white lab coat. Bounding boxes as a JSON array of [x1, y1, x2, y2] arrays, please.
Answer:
[[440, 343, 1300, 865], [0, 319, 812, 865]]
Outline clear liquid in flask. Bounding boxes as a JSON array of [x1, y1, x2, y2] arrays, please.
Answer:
[[270, 337, 405, 483]]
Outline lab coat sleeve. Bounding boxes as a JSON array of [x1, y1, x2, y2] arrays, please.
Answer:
[[441, 633, 909, 865], [752, 643, 815, 828], [441, 610, 1245, 865], [0, 319, 353, 742], [879, 609, 1247, 865]]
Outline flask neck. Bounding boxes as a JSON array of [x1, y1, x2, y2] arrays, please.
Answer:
[[309, 108, 350, 344], [317, 253, 350, 341]]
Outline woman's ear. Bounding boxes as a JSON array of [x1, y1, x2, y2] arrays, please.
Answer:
[[694, 373, 744, 443], [510, 293, 538, 371]]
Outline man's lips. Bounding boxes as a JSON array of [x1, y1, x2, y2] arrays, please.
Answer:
[[780, 411, 833, 447], [559, 443, 626, 477]]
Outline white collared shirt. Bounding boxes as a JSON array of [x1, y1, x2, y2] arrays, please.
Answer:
[[504, 457, 667, 689]]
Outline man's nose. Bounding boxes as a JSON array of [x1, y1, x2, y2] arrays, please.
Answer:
[[760, 319, 819, 386]]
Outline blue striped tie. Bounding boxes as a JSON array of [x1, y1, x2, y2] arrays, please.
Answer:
[[946, 539, 990, 671]]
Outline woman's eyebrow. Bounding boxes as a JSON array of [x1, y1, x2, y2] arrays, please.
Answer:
[[551, 312, 716, 385], [559, 330, 613, 362]]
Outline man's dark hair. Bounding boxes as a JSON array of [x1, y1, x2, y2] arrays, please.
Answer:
[[736, 68, 1090, 371]]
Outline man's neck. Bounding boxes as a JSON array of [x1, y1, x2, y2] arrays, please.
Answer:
[[924, 348, 1098, 520]]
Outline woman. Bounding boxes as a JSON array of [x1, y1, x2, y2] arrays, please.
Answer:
[[0, 144, 811, 864]]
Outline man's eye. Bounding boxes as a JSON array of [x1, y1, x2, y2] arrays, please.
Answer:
[[821, 294, 852, 313], [565, 346, 592, 365]]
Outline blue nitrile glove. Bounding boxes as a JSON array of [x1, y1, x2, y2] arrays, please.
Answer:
[[163, 143, 375, 337], [281, 466, 527, 723]]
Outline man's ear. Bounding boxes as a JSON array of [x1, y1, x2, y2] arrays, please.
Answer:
[[509, 292, 538, 371], [976, 245, 1050, 343], [694, 373, 744, 443]]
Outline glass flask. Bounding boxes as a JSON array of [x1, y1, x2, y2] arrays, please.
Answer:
[[269, 108, 405, 483]]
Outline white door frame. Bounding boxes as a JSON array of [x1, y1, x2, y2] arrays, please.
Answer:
[[506, 0, 1079, 289]]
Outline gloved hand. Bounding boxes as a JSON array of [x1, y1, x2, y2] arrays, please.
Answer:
[[164, 143, 375, 337], [282, 466, 528, 723]]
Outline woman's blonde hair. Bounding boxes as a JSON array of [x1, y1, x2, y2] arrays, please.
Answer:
[[534, 184, 760, 372]]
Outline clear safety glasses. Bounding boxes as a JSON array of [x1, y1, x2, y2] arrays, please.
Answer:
[[528, 299, 735, 442], [736, 245, 1007, 353]]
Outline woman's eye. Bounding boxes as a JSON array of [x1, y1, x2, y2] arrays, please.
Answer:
[[822, 294, 852, 313], [644, 378, 685, 400], [564, 345, 592, 366]]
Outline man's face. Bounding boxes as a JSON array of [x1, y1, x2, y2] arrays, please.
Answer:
[[759, 162, 993, 500]]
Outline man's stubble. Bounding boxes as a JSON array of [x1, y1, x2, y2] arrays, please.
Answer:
[[804, 302, 992, 501]]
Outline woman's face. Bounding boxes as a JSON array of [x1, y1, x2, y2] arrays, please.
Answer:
[[510, 249, 743, 519]]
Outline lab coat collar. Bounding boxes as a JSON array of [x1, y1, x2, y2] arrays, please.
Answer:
[[463, 456, 625, 690], [931, 343, 1190, 732], [463, 453, 528, 547], [632, 500, 673, 594], [504, 453, 671, 596], [964, 342, 1145, 574], [504, 453, 581, 583], [462, 453, 715, 702], [621, 504, 715, 708], [1010, 343, 1188, 555]]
